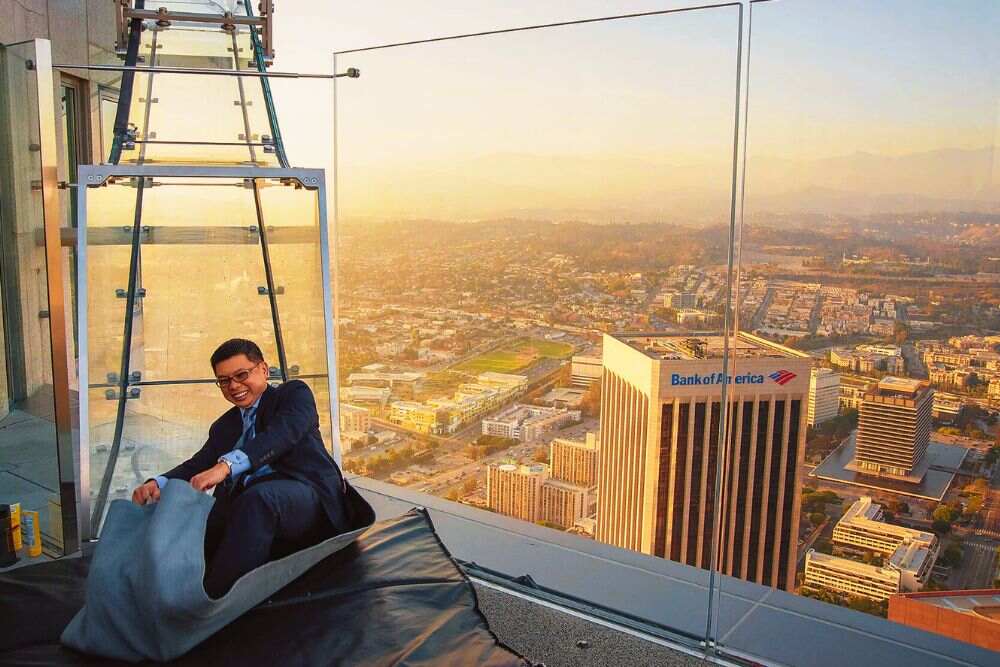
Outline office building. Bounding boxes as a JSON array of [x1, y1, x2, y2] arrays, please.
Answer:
[[931, 392, 963, 422], [804, 550, 900, 602], [486, 463, 546, 523], [889, 589, 1000, 653], [664, 291, 698, 309], [570, 354, 603, 388], [388, 401, 443, 434], [482, 404, 580, 442], [540, 479, 590, 529], [597, 332, 811, 591], [339, 386, 392, 419], [550, 433, 599, 487], [989, 377, 1000, 404], [808, 368, 841, 426], [833, 497, 938, 591], [851, 377, 933, 482], [339, 404, 370, 435], [839, 376, 871, 412]]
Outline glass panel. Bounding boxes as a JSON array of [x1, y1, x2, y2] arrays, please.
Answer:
[[257, 182, 334, 449], [0, 41, 64, 556], [335, 6, 741, 646], [116, 21, 281, 166], [83, 174, 329, 531], [715, 0, 1000, 662], [89, 382, 219, 506]]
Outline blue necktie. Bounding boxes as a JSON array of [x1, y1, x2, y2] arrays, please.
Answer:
[[231, 406, 257, 488]]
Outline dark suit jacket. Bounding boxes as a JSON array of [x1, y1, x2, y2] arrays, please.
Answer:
[[163, 380, 351, 533]]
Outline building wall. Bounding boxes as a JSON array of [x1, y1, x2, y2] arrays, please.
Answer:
[[486, 463, 545, 523], [888, 594, 1000, 653], [804, 550, 900, 601], [855, 387, 933, 478], [808, 368, 840, 426], [550, 435, 598, 487], [540, 480, 588, 529]]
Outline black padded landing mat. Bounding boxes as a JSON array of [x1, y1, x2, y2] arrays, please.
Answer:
[[0, 509, 530, 666]]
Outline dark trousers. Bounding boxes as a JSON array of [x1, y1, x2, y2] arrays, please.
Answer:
[[203, 474, 332, 599]]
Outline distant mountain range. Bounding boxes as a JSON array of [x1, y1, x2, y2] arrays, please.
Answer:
[[338, 147, 999, 224]]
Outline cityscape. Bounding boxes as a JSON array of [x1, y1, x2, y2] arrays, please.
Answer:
[[334, 213, 1000, 622]]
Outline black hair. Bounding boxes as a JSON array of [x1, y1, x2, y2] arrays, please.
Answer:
[[211, 338, 264, 370]]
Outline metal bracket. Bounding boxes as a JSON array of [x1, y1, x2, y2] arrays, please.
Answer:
[[115, 287, 146, 298], [104, 387, 140, 401], [122, 124, 138, 151], [257, 285, 285, 296]]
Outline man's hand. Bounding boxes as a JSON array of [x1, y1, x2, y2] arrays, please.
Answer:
[[131, 480, 160, 506], [191, 462, 231, 492]]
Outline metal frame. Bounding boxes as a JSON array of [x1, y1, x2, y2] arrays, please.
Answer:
[[54, 63, 357, 80], [76, 164, 336, 539], [115, 0, 275, 61]]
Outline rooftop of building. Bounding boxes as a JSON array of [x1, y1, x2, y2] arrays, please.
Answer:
[[551, 433, 598, 450], [837, 497, 936, 546], [612, 331, 809, 361], [487, 403, 573, 424], [806, 549, 900, 581], [871, 377, 931, 399], [893, 590, 1000, 623], [494, 462, 548, 476], [889, 539, 935, 575]]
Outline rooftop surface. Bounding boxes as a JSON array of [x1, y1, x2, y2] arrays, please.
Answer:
[[895, 590, 1000, 622], [812, 433, 967, 501], [614, 332, 808, 361], [353, 476, 1000, 667], [871, 376, 931, 399]]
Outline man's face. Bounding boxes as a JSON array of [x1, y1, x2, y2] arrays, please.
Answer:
[[214, 353, 269, 409]]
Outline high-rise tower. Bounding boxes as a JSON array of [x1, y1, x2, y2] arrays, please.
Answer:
[[597, 332, 811, 591]]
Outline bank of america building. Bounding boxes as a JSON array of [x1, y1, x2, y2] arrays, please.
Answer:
[[597, 332, 812, 591]]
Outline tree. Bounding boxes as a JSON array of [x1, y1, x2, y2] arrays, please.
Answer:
[[938, 543, 963, 568], [461, 477, 478, 495], [892, 321, 910, 345], [932, 504, 958, 524], [984, 446, 1000, 467], [580, 378, 602, 417], [809, 512, 826, 527]]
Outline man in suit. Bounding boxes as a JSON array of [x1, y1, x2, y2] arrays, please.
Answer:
[[131, 338, 350, 598]]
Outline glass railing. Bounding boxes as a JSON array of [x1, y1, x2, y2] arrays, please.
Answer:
[[714, 0, 1000, 661], [0, 39, 78, 556], [333, 0, 1000, 662], [333, 3, 743, 650], [3, 0, 997, 664]]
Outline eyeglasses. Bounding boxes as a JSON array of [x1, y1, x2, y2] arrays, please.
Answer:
[[215, 363, 261, 389]]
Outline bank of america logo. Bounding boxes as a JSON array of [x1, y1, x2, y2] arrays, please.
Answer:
[[769, 370, 797, 385]]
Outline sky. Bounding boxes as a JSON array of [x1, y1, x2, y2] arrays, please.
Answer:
[[266, 0, 999, 223]]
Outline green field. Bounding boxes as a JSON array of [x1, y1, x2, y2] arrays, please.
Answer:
[[452, 338, 574, 375]]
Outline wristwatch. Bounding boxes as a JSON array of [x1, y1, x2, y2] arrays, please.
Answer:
[[217, 457, 234, 477]]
